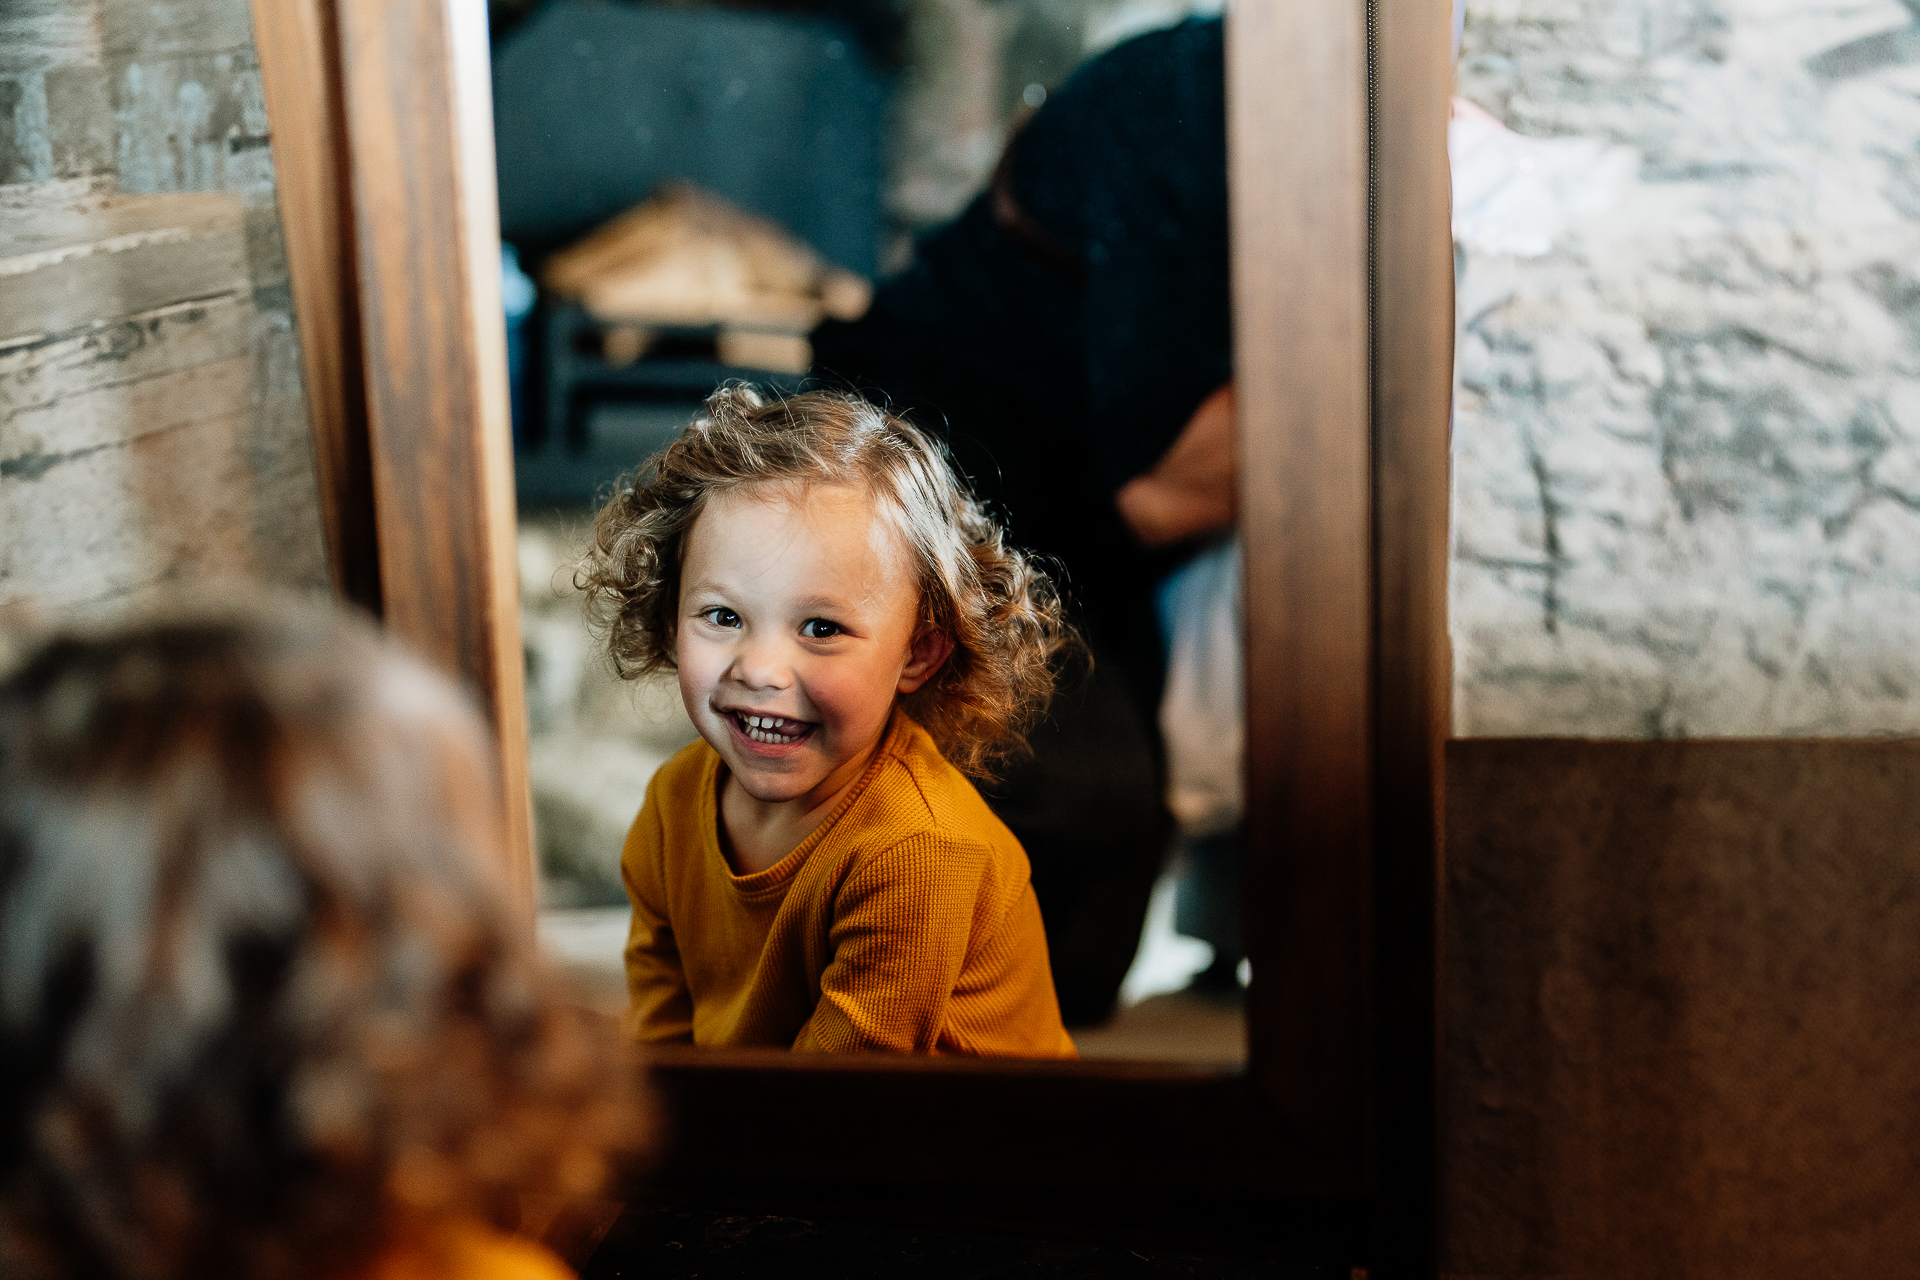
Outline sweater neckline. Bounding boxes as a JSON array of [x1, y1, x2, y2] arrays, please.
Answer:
[[703, 710, 912, 896]]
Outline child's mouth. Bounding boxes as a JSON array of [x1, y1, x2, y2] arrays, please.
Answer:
[[725, 710, 815, 747]]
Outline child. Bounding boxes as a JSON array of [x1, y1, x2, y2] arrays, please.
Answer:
[[0, 604, 642, 1280], [580, 386, 1078, 1056]]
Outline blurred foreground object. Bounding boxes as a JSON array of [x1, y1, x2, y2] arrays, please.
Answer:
[[543, 185, 870, 375], [0, 601, 646, 1280]]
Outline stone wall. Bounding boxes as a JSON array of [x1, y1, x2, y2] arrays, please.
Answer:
[[0, 0, 328, 626], [1452, 0, 1920, 736]]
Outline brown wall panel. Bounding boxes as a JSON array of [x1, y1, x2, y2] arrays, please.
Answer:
[[1445, 738, 1920, 1277]]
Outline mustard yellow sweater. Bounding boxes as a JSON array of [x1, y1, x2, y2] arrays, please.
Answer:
[[621, 713, 1076, 1056], [354, 1220, 571, 1279]]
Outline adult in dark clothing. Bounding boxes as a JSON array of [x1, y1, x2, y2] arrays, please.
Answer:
[[812, 18, 1234, 1024]]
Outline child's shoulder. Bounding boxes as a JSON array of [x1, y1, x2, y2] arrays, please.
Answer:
[[647, 735, 720, 803], [860, 716, 1020, 858], [821, 720, 1032, 902], [629, 738, 719, 855]]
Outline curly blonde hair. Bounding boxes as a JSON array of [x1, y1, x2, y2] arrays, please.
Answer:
[[578, 385, 1078, 778], [0, 602, 646, 1280]]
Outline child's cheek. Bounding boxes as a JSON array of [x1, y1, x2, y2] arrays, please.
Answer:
[[810, 663, 890, 738], [676, 633, 718, 711]]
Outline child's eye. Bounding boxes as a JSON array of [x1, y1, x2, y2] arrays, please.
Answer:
[[800, 618, 842, 639], [701, 607, 741, 628]]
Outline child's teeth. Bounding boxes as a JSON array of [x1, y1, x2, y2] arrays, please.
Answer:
[[737, 712, 804, 742]]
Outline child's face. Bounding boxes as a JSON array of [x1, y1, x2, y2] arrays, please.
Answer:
[[675, 481, 949, 813]]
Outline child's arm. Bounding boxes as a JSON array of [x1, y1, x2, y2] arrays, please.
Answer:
[[620, 783, 694, 1043], [792, 833, 998, 1053]]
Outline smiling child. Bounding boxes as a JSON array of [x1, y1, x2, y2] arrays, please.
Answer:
[[580, 386, 1078, 1056]]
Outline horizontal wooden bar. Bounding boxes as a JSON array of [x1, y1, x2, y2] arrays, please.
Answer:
[[626, 1046, 1366, 1253]]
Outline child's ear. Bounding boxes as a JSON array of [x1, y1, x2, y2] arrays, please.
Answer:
[[898, 628, 954, 694]]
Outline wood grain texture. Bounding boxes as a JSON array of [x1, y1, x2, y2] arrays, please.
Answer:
[[1370, 0, 1456, 1273], [249, 0, 382, 613], [334, 0, 535, 904], [1228, 1, 1375, 1170], [1444, 739, 1920, 1278]]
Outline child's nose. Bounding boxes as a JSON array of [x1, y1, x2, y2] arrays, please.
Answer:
[[729, 634, 793, 691]]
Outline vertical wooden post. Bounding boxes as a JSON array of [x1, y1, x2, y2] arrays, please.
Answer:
[[1372, 0, 1455, 1274], [1232, 9, 1452, 1264], [251, 0, 383, 614], [259, 0, 535, 907], [1229, 0, 1375, 1175]]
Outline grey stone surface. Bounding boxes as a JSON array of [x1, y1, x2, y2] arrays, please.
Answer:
[[0, 0, 327, 622], [1453, 0, 1920, 736]]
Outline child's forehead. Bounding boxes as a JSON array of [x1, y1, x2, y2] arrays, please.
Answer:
[[734, 477, 870, 517], [693, 480, 913, 578]]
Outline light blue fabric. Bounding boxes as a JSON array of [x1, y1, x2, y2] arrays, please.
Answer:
[[501, 244, 536, 319]]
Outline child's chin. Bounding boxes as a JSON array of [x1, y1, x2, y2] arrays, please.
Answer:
[[728, 766, 820, 805]]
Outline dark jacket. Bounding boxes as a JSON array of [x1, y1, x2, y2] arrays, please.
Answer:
[[812, 17, 1229, 680]]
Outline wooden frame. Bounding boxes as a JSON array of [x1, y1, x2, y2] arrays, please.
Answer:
[[254, 0, 536, 907], [255, 0, 1453, 1270]]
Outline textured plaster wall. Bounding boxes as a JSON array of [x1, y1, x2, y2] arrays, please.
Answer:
[[1452, 0, 1920, 736], [0, 0, 328, 624]]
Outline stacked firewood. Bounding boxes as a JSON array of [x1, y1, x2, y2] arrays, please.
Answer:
[[542, 184, 870, 373]]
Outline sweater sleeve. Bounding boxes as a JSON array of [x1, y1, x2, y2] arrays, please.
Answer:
[[792, 832, 995, 1053], [621, 780, 694, 1043]]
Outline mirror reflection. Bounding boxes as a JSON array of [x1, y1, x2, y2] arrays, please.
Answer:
[[495, 0, 1241, 1065]]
